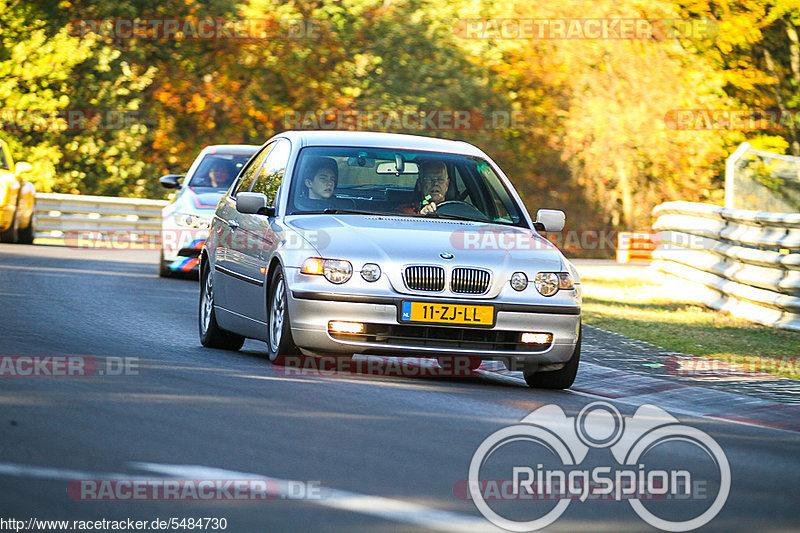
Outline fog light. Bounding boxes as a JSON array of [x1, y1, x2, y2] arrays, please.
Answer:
[[521, 332, 552, 344], [361, 263, 381, 282], [329, 321, 364, 334], [510, 272, 528, 291]]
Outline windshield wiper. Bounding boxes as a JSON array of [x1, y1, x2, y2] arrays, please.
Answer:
[[298, 208, 387, 216], [421, 211, 488, 223]]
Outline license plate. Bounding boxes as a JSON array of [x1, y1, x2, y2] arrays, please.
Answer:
[[400, 302, 494, 326]]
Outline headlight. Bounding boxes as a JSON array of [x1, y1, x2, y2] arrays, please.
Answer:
[[301, 257, 352, 284], [510, 271, 528, 291], [174, 212, 211, 229], [324, 260, 352, 284], [361, 263, 381, 282], [534, 272, 574, 296], [534, 272, 559, 296]]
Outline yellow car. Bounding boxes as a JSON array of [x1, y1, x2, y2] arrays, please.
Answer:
[[0, 137, 35, 244]]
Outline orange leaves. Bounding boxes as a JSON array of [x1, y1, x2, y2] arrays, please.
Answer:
[[188, 93, 206, 112]]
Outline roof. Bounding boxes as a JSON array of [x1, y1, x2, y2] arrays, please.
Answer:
[[270, 130, 487, 157], [204, 144, 260, 154]]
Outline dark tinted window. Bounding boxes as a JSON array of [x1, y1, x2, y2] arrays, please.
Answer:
[[234, 144, 272, 195], [250, 139, 291, 205], [188, 151, 256, 190]]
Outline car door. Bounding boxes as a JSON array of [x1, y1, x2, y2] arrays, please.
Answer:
[[224, 138, 291, 327], [213, 143, 273, 310]]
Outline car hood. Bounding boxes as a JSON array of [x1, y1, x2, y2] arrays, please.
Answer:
[[285, 214, 565, 270], [165, 188, 224, 216]]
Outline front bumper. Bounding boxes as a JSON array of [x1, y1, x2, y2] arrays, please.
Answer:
[[286, 289, 581, 363], [161, 234, 206, 272]]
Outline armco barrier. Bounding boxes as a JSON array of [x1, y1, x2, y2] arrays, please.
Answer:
[[33, 193, 168, 243], [652, 201, 800, 332]]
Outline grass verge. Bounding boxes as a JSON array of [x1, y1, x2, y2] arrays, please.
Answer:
[[578, 263, 800, 380]]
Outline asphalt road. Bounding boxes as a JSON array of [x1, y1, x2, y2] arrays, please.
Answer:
[[0, 244, 798, 532]]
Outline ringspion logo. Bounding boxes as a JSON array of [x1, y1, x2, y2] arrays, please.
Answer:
[[468, 402, 730, 531]]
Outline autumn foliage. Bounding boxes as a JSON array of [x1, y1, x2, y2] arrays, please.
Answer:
[[2, 0, 799, 247]]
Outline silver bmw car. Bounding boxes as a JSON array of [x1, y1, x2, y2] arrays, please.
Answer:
[[199, 131, 582, 388]]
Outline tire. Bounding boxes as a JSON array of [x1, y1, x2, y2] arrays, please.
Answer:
[[267, 267, 299, 362], [523, 330, 581, 389], [158, 248, 172, 277], [0, 209, 18, 243], [17, 210, 34, 244], [199, 261, 245, 350]]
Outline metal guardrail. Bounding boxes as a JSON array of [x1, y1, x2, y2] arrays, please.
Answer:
[[652, 201, 800, 332], [33, 193, 168, 242]]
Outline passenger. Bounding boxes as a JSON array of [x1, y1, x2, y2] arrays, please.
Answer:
[[295, 157, 339, 210]]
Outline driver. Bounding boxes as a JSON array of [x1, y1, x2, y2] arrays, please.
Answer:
[[397, 160, 449, 215], [206, 160, 234, 188]]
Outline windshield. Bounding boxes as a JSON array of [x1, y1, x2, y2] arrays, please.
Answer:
[[188, 152, 255, 190], [286, 147, 526, 226]]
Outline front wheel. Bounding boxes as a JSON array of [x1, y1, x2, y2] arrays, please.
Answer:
[[199, 262, 245, 350], [267, 268, 299, 362], [523, 330, 581, 389]]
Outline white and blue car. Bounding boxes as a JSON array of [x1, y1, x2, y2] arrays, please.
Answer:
[[159, 144, 259, 276]]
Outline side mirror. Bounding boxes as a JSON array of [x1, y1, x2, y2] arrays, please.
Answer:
[[15, 162, 32, 175], [236, 192, 275, 217], [534, 209, 565, 232], [159, 174, 184, 189]]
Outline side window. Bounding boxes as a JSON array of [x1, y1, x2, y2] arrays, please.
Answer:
[[233, 143, 273, 195], [450, 164, 471, 203], [250, 139, 291, 205], [0, 145, 9, 171], [479, 164, 521, 223]]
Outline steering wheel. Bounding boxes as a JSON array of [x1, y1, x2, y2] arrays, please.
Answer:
[[434, 201, 489, 220]]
